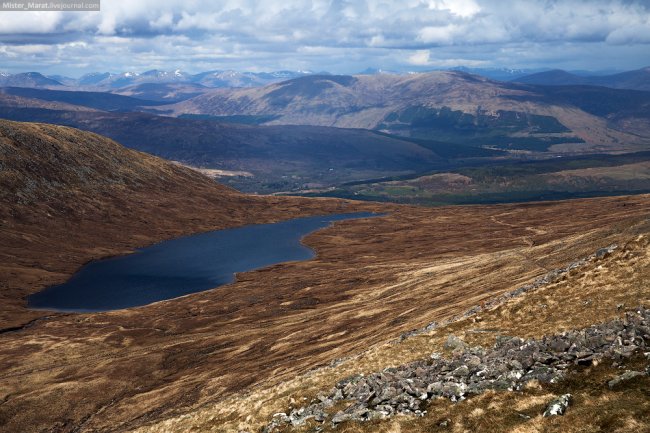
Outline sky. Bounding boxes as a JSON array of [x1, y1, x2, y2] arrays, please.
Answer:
[[0, 0, 649, 76]]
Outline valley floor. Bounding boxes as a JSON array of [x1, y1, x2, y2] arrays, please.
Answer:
[[0, 194, 648, 432]]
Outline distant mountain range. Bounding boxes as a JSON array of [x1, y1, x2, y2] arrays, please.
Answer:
[[0, 72, 64, 88], [0, 70, 315, 90], [164, 71, 650, 154], [448, 67, 543, 81], [513, 67, 650, 91], [2, 66, 647, 93], [0, 68, 649, 194]]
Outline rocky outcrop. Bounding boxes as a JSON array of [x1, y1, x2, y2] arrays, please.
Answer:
[[263, 308, 650, 431]]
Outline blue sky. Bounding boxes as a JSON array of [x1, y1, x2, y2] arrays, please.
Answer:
[[0, 0, 649, 76]]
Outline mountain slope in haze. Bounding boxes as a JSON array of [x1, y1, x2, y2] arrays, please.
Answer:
[[0, 72, 63, 88], [0, 91, 97, 112], [449, 66, 543, 81], [192, 70, 313, 87], [29, 69, 315, 90], [0, 119, 365, 327], [0, 107, 496, 192], [514, 67, 650, 91], [111, 82, 211, 102], [166, 71, 650, 153], [1, 86, 166, 111]]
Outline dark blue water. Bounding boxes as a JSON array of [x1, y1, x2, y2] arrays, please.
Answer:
[[27, 212, 378, 312]]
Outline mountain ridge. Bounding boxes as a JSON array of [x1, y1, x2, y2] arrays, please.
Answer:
[[162, 71, 650, 154], [514, 67, 650, 91]]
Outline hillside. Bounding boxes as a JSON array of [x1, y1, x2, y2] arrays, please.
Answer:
[[0, 91, 96, 112], [0, 121, 649, 433], [514, 67, 650, 91], [165, 71, 650, 154], [0, 108, 493, 193], [1, 72, 650, 199], [0, 119, 371, 328], [1, 87, 165, 111], [111, 82, 211, 102], [2, 76, 649, 198], [1, 187, 648, 432]]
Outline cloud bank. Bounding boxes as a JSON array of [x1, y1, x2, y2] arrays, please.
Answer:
[[0, 0, 648, 75]]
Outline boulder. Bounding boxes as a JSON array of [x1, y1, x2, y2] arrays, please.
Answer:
[[608, 371, 646, 389], [444, 335, 467, 351], [543, 394, 572, 417], [452, 365, 470, 378]]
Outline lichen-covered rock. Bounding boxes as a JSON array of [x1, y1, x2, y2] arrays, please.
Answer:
[[543, 394, 572, 417]]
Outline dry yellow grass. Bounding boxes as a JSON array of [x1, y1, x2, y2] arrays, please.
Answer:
[[132, 230, 649, 433]]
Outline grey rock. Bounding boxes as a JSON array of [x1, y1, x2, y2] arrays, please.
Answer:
[[263, 307, 650, 431], [331, 411, 351, 424], [533, 352, 555, 364], [543, 394, 572, 417], [271, 413, 290, 424], [595, 245, 617, 258], [491, 378, 514, 391], [426, 381, 444, 396], [608, 370, 646, 389], [366, 409, 389, 420], [442, 382, 467, 400], [465, 355, 482, 369], [444, 335, 467, 351], [331, 405, 369, 424], [374, 385, 399, 404], [452, 365, 470, 377], [336, 374, 363, 389]]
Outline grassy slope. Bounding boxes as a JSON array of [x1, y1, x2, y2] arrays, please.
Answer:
[[1, 120, 649, 432], [299, 235, 650, 433], [134, 225, 650, 433], [2, 194, 649, 432], [0, 119, 372, 329]]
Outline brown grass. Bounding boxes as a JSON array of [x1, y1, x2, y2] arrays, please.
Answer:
[[2, 120, 650, 433], [129, 211, 649, 433]]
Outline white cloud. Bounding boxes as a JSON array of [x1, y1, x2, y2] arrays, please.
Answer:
[[408, 50, 431, 65], [0, 0, 648, 74], [428, 0, 481, 18], [418, 25, 459, 44], [0, 12, 63, 34]]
